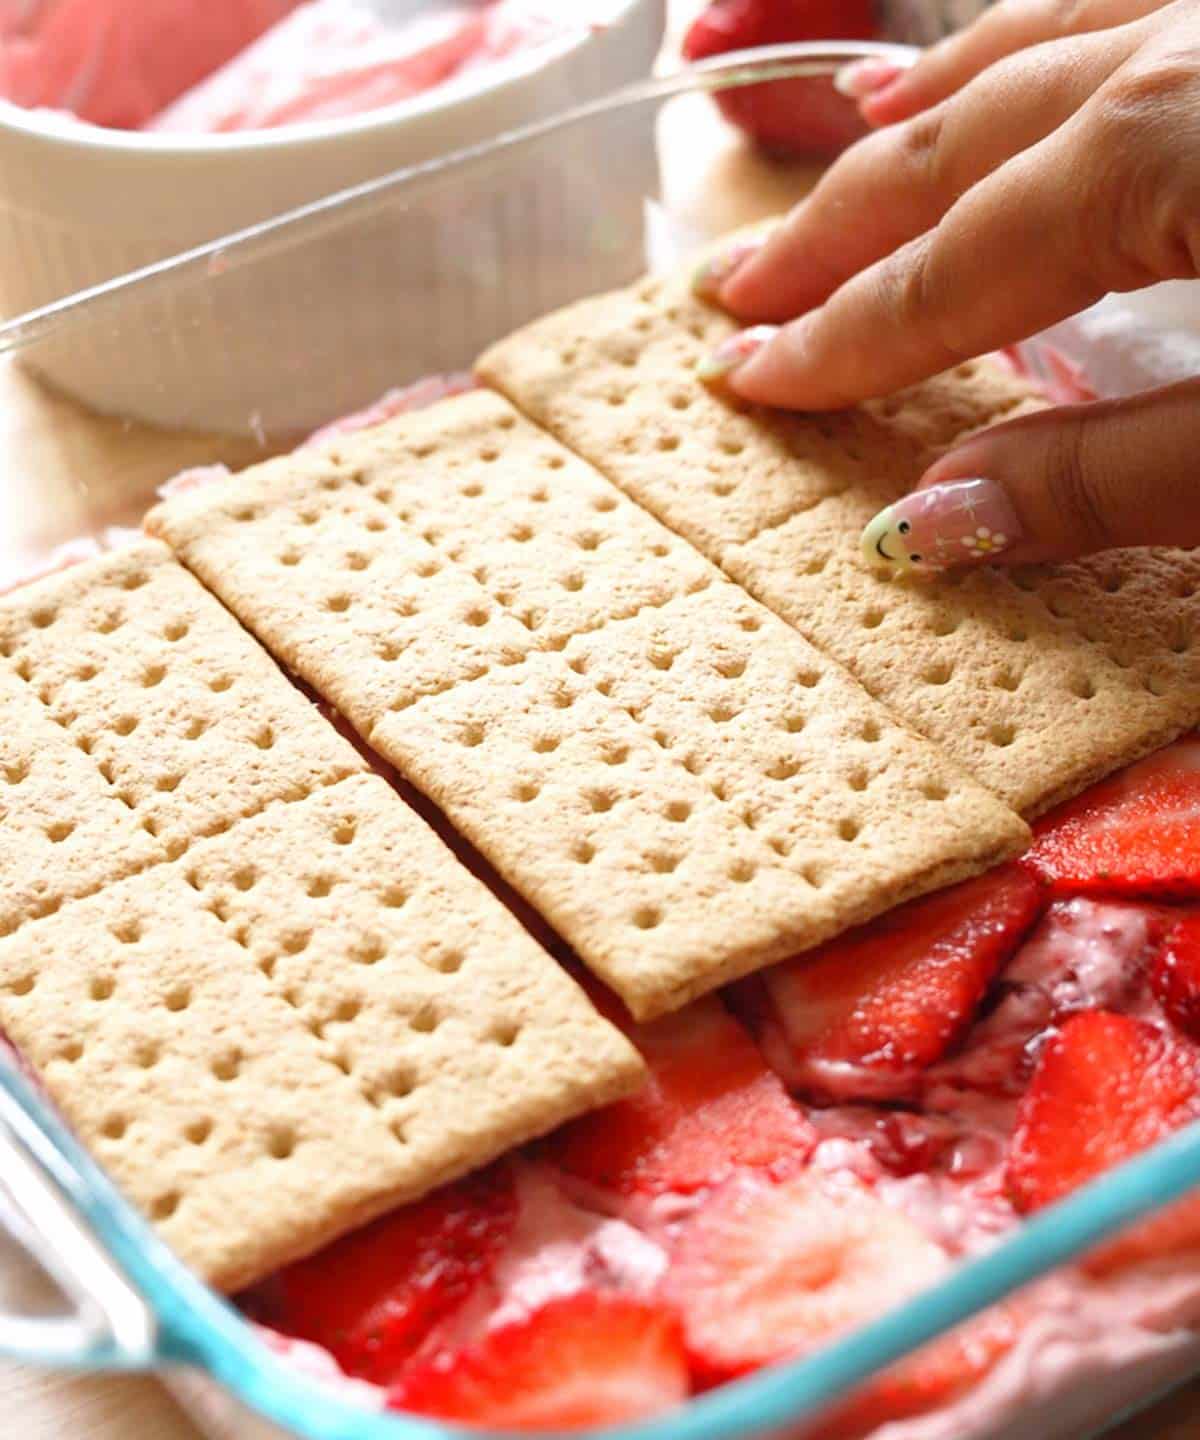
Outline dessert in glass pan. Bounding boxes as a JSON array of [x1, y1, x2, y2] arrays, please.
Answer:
[[5, 222, 1200, 1440]]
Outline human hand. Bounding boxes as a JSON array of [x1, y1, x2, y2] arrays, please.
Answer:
[[691, 0, 1200, 569], [837, 0, 1170, 126]]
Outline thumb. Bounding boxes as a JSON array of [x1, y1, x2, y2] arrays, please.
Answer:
[[860, 379, 1200, 573]]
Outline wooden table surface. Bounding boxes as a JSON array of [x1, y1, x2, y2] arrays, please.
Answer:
[[2, 2, 1200, 1436]]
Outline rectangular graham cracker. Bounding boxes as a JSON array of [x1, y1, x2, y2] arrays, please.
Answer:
[[0, 773, 641, 1292], [0, 664, 161, 938], [149, 391, 1027, 1019], [477, 272, 1200, 818], [0, 541, 366, 858]]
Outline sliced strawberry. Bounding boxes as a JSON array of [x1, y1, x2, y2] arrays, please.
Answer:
[[1150, 913, 1200, 1042], [1008, 1010, 1200, 1271], [682, 0, 876, 159], [547, 996, 814, 1196], [663, 1173, 949, 1383], [814, 1307, 1020, 1440], [390, 1292, 689, 1429], [1024, 736, 1200, 898], [1090, 1184, 1200, 1275], [928, 898, 1166, 1099], [756, 866, 1042, 1102], [241, 1164, 517, 1387], [1009, 1011, 1200, 1211]]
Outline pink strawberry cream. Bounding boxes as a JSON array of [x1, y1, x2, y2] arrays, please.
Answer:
[[0, 0, 300, 130], [239, 742, 1200, 1437], [146, 1, 562, 135], [0, 1, 572, 133]]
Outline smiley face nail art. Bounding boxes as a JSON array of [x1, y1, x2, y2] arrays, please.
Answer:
[[860, 479, 1023, 574]]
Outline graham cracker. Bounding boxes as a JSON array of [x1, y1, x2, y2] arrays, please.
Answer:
[[0, 542, 365, 857], [150, 454, 539, 735], [478, 274, 1200, 817], [0, 773, 641, 1292], [150, 393, 1027, 1019], [0, 664, 160, 939], [317, 392, 716, 645]]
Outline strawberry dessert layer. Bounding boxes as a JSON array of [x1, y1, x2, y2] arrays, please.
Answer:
[[241, 734, 1200, 1437], [13, 370, 1200, 1434], [0, 1, 571, 133]]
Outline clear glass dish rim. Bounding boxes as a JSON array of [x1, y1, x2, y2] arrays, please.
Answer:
[[3, 46, 1200, 1440], [0, 42, 916, 356]]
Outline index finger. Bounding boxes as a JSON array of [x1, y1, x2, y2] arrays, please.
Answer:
[[727, 121, 1106, 411], [719, 26, 1135, 325], [863, 0, 1164, 125]]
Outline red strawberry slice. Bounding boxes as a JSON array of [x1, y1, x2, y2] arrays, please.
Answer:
[[683, 0, 876, 159], [547, 996, 814, 1195], [1008, 1011, 1200, 1209], [756, 866, 1042, 1101], [663, 1173, 949, 1383], [1024, 735, 1200, 898], [1008, 1010, 1200, 1271], [390, 1292, 689, 1429], [241, 1164, 517, 1387], [929, 898, 1167, 1099], [815, 1306, 1020, 1440], [1091, 1183, 1200, 1275], [1151, 913, 1200, 1042]]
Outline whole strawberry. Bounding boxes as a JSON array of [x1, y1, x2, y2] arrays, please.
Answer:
[[683, 0, 878, 158]]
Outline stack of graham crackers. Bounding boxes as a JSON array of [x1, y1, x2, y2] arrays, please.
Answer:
[[3, 247, 1198, 1295]]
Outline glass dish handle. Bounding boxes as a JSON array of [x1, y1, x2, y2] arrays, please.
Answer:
[[0, 1093, 158, 1371]]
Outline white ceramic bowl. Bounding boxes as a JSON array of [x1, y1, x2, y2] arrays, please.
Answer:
[[0, 0, 665, 321]]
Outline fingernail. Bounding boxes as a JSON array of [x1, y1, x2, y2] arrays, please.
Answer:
[[833, 58, 906, 101], [860, 479, 1023, 574], [697, 325, 778, 386], [692, 241, 764, 302]]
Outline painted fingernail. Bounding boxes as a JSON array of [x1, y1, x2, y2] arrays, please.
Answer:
[[697, 326, 778, 386], [860, 479, 1023, 574], [833, 58, 906, 101], [692, 241, 764, 302]]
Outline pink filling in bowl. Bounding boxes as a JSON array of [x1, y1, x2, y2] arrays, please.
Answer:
[[0, 1, 573, 133]]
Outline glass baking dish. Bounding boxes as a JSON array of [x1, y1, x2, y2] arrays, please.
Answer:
[[3, 43, 1200, 1440]]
